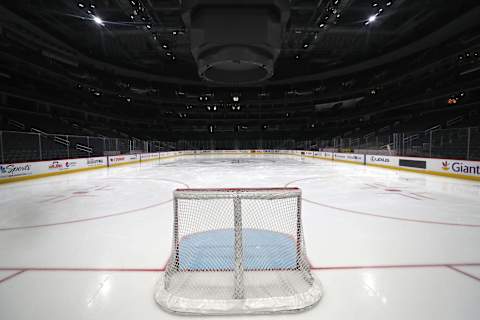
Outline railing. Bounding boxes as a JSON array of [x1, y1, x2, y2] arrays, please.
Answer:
[[1, 126, 479, 164], [0, 131, 173, 164], [327, 126, 480, 160]]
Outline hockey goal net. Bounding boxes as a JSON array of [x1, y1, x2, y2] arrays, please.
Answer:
[[155, 188, 322, 315]]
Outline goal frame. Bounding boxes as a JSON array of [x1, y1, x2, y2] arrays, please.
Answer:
[[156, 187, 322, 315]]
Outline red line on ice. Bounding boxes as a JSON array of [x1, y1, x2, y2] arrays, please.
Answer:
[[303, 198, 480, 227], [311, 262, 480, 271], [447, 266, 480, 283], [0, 267, 165, 273], [0, 199, 172, 232], [0, 270, 26, 284]]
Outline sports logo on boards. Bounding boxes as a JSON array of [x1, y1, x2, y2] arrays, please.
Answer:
[[48, 161, 63, 169], [65, 161, 77, 168], [48, 161, 77, 171], [0, 164, 32, 178]]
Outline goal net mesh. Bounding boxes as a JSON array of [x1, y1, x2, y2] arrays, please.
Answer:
[[155, 188, 322, 314]]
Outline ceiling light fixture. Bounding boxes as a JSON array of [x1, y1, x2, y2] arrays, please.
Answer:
[[92, 16, 104, 25]]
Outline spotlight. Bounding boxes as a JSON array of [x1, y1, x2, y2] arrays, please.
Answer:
[[368, 15, 377, 23], [92, 16, 104, 25]]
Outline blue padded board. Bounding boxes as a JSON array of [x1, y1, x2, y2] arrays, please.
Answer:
[[178, 229, 297, 270]]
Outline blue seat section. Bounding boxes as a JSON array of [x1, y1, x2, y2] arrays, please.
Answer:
[[178, 229, 297, 270]]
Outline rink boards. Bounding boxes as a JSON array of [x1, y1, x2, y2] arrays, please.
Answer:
[[1, 150, 480, 183]]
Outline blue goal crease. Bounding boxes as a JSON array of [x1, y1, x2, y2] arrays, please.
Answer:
[[177, 229, 297, 270]]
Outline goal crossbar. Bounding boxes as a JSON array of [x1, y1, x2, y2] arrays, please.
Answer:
[[155, 187, 322, 315]]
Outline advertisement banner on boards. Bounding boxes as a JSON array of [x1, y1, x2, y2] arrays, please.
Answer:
[[334, 153, 364, 163], [429, 158, 480, 178], [366, 155, 398, 167]]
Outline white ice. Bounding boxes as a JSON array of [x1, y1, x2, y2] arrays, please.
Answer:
[[0, 154, 479, 319]]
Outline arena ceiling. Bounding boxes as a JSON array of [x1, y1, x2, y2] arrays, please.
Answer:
[[1, 0, 479, 87]]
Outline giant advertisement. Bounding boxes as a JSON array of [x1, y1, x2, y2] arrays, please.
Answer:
[[429, 158, 480, 178]]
